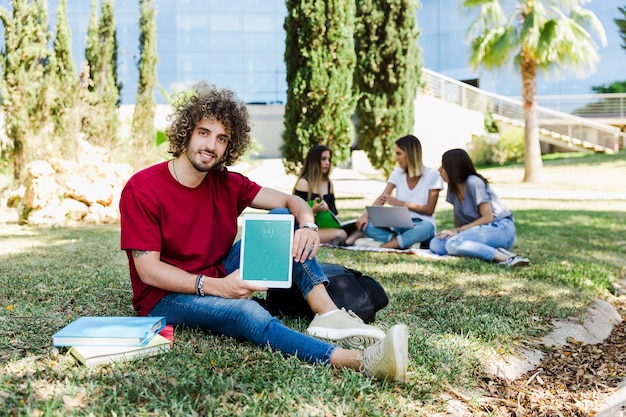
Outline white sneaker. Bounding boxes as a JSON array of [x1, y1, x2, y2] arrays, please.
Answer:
[[354, 238, 383, 248], [500, 255, 531, 268], [306, 308, 386, 348], [497, 247, 517, 257], [360, 324, 408, 382]]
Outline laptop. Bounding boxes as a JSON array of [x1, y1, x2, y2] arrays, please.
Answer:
[[366, 206, 414, 228], [240, 213, 294, 288]]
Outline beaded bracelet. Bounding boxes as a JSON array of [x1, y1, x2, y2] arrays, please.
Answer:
[[195, 274, 205, 296]]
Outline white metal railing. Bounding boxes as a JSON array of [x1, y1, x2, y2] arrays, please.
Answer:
[[536, 93, 626, 119], [420, 68, 625, 152]]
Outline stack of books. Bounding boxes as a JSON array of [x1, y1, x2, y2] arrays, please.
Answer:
[[52, 316, 173, 367]]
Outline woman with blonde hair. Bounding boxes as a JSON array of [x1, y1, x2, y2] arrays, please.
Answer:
[[354, 135, 443, 249]]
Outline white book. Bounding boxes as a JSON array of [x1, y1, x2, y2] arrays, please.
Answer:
[[69, 334, 171, 367]]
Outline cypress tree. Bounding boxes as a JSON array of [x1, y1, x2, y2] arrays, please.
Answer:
[[0, 0, 52, 181], [52, 0, 75, 97], [50, 0, 80, 156], [131, 0, 158, 157], [83, 0, 120, 149], [282, 0, 357, 174], [354, 0, 421, 176], [84, 0, 99, 92]]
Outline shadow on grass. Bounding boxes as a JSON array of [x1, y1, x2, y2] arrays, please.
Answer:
[[0, 205, 625, 414], [0, 225, 130, 360], [320, 206, 626, 389], [514, 207, 626, 291]]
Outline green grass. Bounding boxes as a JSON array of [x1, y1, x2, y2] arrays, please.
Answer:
[[1, 151, 626, 416], [478, 150, 626, 192]]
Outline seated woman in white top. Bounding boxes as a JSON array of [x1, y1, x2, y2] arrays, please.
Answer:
[[354, 135, 443, 249]]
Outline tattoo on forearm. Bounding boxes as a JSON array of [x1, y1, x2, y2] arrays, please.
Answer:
[[132, 250, 150, 258]]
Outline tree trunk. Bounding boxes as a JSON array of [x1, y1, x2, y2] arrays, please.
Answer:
[[520, 50, 544, 183], [11, 138, 25, 182]]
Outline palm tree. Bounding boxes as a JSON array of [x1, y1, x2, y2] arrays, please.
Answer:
[[616, 5, 626, 52], [463, 0, 606, 182]]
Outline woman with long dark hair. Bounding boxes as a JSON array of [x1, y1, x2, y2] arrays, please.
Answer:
[[293, 145, 350, 246], [429, 148, 530, 267]]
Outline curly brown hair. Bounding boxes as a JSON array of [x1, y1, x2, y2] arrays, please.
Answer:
[[165, 82, 251, 169]]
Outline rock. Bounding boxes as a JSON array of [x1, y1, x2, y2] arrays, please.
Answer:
[[10, 138, 133, 226], [26, 160, 55, 178], [22, 176, 61, 209], [483, 347, 544, 382], [28, 205, 68, 226], [542, 299, 622, 347], [6, 185, 25, 208], [483, 299, 622, 382], [61, 198, 89, 221]]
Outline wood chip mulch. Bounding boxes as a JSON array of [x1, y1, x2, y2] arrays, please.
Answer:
[[454, 298, 626, 416]]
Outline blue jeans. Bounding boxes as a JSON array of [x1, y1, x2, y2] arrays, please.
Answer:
[[149, 210, 337, 365], [363, 218, 435, 249], [428, 217, 517, 262]]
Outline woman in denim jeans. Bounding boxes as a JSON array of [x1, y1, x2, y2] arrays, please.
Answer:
[[429, 148, 530, 267], [354, 135, 443, 250]]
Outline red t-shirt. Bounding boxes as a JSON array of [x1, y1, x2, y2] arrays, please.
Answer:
[[119, 161, 262, 315]]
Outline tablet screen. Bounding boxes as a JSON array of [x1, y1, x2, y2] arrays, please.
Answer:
[[240, 213, 294, 288]]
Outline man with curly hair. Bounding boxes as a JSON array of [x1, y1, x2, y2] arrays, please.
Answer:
[[119, 82, 408, 382]]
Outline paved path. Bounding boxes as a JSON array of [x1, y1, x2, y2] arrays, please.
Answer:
[[234, 158, 626, 201]]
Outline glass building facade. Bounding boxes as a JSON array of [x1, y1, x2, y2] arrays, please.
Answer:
[[0, 0, 623, 104], [420, 0, 625, 96], [0, 0, 287, 104]]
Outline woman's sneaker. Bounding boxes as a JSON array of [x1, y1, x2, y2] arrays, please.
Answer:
[[306, 308, 385, 349], [360, 324, 408, 382], [501, 255, 531, 268], [496, 247, 517, 258], [353, 238, 383, 248]]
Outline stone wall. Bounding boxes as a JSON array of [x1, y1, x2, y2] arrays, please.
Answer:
[[6, 140, 133, 226]]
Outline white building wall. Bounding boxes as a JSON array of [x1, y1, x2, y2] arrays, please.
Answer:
[[414, 95, 484, 168], [126, 94, 483, 168]]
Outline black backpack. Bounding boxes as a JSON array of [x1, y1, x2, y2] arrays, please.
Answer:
[[259, 262, 389, 324]]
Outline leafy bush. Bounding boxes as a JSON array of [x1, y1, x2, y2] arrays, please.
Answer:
[[467, 133, 499, 165], [468, 127, 524, 166], [494, 127, 524, 164]]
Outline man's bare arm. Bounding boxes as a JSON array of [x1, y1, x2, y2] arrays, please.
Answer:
[[130, 248, 266, 298]]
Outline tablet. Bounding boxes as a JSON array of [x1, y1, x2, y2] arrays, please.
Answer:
[[366, 206, 414, 228], [240, 213, 294, 288]]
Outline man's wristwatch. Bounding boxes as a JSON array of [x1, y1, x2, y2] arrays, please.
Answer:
[[300, 222, 319, 232]]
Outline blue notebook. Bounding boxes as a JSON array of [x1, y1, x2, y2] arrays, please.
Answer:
[[53, 316, 166, 347]]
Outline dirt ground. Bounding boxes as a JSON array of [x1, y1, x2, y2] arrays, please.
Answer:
[[448, 297, 626, 416]]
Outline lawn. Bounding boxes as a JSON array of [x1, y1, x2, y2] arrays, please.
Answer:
[[1, 151, 625, 416]]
